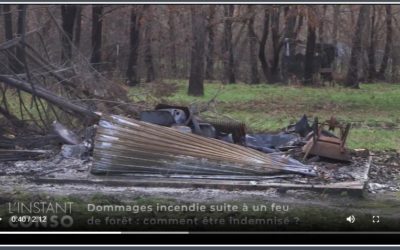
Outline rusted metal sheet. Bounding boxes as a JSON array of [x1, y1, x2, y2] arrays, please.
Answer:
[[92, 115, 317, 177]]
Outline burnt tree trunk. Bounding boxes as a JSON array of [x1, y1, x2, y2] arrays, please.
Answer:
[[345, 5, 370, 88], [222, 5, 235, 84], [90, 5, 103, 69], [2, 5, 18, 72], [367, 6, 377, 82], [205, 5, 216, 81], [258, 8, 271, 83], [378, 5, 392, 80], [168, 8, 177, 78], [247, 5, 259, 84], [60, 5, 77, 63], [143, 6, 155, 83], [303, 9, 316, 86], [188, 7, 206, 96], [126, 6, 141, 86]]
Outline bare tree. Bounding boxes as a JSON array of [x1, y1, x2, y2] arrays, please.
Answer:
[[90, 5, 104, 69], [222, 5, 235, 84], [318, 5, 327, 43], [345, 5, 370, 88], [15, 5, 28, 74], [205, 5, 216, 80], [2, 5, 17, 72], [126, 6, 142, 86], [270, 6, 281, 82], [367, 6, 377, 81], [167, 7, 177, 78], [60, 5, 78, 63], [73, 6, 82, 49], [303, 7, 317, 86], [378, 5, 392, 80], [143, 5, 155, 83], [281, 6, 300, 83], [332, 5, 340, 48], [188, 6, 207, 96], [258, 7, 271, 83], [247, 5, 259, 84]]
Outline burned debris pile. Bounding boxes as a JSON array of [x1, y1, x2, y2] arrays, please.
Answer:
[[84, 105, 371, 194], [0, 27, 379, 192], [0, 98, 380, 193]]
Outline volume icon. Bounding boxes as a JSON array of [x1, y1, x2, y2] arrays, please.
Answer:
[[346, 215, 356, 223]]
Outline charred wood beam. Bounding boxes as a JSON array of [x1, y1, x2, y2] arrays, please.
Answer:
[[0, 75, 99, 122]]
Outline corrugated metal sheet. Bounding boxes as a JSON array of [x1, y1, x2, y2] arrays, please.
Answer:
[[92, 115, 317, 177]]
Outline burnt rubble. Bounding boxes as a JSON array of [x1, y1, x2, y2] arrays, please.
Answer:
[[1, 105, 399, 195]]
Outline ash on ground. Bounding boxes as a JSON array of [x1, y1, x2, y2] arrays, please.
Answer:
[[0, 141, 399, 196], [368, 150, 400, 193]]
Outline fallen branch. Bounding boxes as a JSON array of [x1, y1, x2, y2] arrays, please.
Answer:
[[0, 75, 100, 122]]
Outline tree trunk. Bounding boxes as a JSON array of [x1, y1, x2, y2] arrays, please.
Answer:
[[318, 5, 327, 44], [2, 5, 13, 44], [247, 5, 259, 84], [126, 6, 141, 86], [222, 5, 235, 84], [188, 7, 206, 96], [303, 8, 316, 86], [60, 5, 77, 63], [205, 5, 216, 81], [258, 8, 271, 83], [90, 5, 103, 69], [168, 8, 177, 78], [332, 5, 340, 48], [345, 5, 370, 88], [143, 6, 155, 83], [270, 6, 281, 83], [332, 5, 340, 73], [2, 5, 18, 72], [367, 6, 377, 82], [378, 5, 392, 80], [281, 6, 298, 83], [15, 5, 27, 74], [73, 6, 82, 49]]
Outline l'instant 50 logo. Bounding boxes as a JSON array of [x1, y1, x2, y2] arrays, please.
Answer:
[[7, 202, 74, 229]]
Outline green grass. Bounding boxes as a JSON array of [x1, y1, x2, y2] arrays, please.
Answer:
[[130, 80, 400, 151]]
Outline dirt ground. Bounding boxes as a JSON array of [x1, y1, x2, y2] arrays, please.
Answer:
[[0, 149, 399, 231]]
